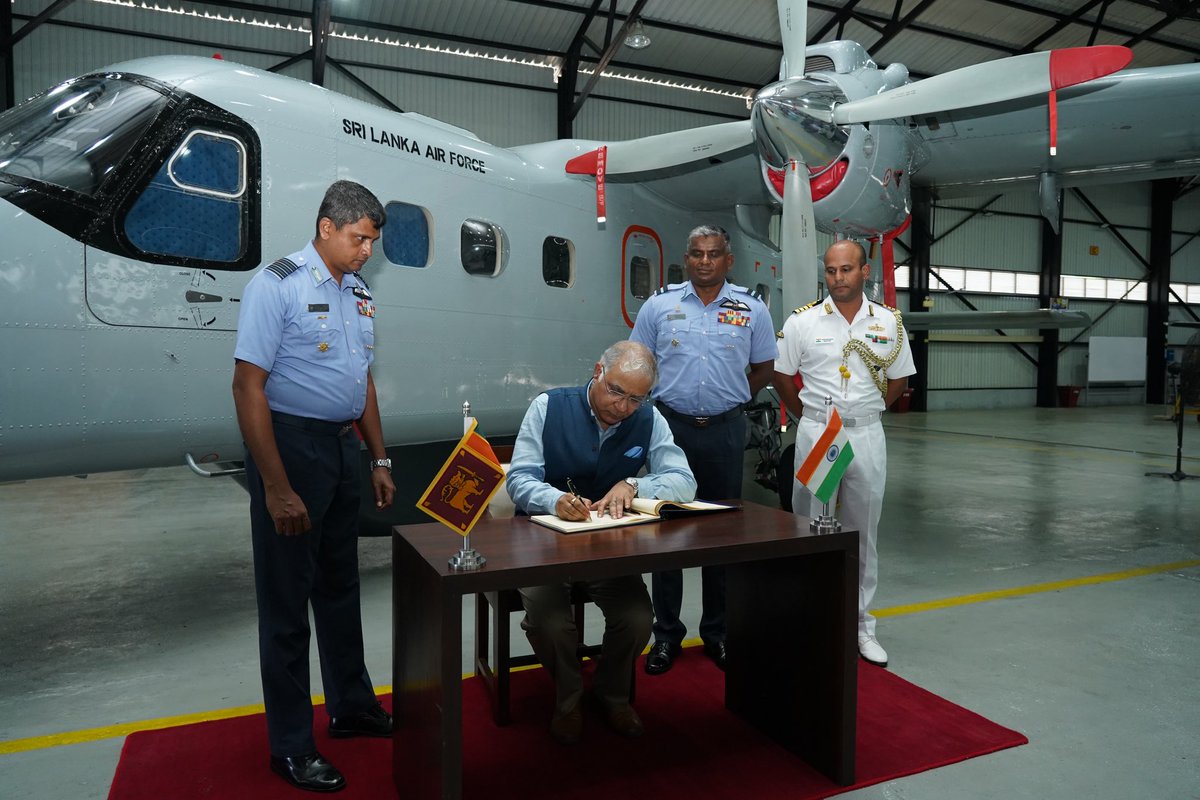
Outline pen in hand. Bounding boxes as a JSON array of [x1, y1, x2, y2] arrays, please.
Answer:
[[561, 477, 591, 521]]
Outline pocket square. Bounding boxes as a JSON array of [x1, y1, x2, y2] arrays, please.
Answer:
[[623, 446, 644, 458]]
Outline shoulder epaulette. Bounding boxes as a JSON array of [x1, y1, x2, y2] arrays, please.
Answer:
[[654, 283, 685, 297], [792, 299, 820, 315], [265, 257, 300, 280]]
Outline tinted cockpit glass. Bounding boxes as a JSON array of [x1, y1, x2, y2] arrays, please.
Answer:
[[0, 76, 167, 197]]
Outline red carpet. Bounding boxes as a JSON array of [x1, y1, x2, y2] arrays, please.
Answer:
[[109, 651, 1026, 800]]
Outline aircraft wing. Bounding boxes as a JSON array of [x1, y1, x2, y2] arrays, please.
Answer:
[[904, 310, 1091, 331], [910, 64, 1200, 195], [558, 120, 773, 212]]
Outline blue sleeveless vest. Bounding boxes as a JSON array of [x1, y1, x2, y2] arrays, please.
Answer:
[[542, 385, 652, 500]]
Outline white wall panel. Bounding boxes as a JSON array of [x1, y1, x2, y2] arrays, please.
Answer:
[[1065, 182, 1152, 228], [1172, 189, 1200, 283], [1062, 223, 1149, 278], [930, 208, 1041, 271]]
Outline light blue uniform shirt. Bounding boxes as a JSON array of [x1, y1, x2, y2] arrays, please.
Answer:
[[234, 241, 376, 422], [630, 281, 778, 416], [506, 384, 698, 515]]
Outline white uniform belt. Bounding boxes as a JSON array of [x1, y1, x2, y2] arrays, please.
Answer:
[[801, 407, 881, 428]]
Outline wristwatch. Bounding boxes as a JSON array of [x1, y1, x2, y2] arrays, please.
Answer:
[[623, 477, 639, 495], [370, 458, 392, 472]]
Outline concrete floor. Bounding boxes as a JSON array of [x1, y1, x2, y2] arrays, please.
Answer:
[[1, 405, 1198, 799]]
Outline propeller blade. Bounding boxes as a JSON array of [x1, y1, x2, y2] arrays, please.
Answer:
[[831, 45, 1132, 125], [777, 0, 808, 80], [780, 160, 820, 314], [567, 120, 753, 178]]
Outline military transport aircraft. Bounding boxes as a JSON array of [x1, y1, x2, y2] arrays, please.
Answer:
[[2, 0, 1198, 527]]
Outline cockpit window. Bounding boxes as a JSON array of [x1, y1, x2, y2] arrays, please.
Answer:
[[0, 76, 167, 197], [124, 128, 248, 262]]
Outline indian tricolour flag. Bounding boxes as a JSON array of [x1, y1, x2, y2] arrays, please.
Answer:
[[796, 409, 855, 505]]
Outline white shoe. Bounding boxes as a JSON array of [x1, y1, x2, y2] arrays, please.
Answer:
[[858, 635, 888, 667]]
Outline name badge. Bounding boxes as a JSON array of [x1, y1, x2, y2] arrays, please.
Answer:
[[814, 336, 834, 344], [666, 313, 686, 321], [308, 303, 329, 312]]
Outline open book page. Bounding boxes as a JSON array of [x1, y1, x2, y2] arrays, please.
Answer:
[[529, 508, 656, 534], [530, 499, 737, 534], [629, 498, 738, 516]]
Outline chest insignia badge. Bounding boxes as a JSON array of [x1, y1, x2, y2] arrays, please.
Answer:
[[318, 342, 330, 352]]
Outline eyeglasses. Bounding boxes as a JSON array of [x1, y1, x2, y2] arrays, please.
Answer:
[[598, 369, 652, 407]]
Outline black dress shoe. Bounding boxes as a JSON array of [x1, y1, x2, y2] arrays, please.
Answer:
[[270, 753, 345, 793], [644, 641, 680, 675], [703, 640, 727, 671], [328, 703, 393, 738]]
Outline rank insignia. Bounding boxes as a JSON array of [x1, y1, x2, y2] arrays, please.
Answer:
[[357, 299, 376, 318], [717, 310, 750, 327], [318, 342, 330, 352]]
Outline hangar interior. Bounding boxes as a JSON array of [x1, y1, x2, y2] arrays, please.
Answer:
[[1, 1, 1199, 799]]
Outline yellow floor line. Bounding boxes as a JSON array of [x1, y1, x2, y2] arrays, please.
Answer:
[[3, 558, 1197, 756], [875, 559, 1200, 618]]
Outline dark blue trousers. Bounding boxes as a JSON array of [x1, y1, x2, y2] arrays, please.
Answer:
[[245, 419, 376, 757], [651, 412, 746, 647]]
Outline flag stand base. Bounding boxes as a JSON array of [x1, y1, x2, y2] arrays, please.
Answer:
[[449, 548, 487, 571], [810, 514, 841, 535]]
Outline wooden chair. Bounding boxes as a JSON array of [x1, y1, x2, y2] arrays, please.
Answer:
[[474, 585, 611, 725], [474, 445, 637, 725]]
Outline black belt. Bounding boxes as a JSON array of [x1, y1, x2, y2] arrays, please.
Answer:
[[271, 411, 355, 437], [656, 401, 744, 428]]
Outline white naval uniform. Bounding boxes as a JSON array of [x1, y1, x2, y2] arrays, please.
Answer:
[[776, 299, 916, 637]]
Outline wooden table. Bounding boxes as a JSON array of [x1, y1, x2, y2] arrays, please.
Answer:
[[392, 501, 858, 800]]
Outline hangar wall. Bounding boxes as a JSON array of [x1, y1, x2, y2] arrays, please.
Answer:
[[894, 184, 1200, 411]]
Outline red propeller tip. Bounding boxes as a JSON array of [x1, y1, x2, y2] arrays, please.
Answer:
[[1049, 45, 1132, 91]]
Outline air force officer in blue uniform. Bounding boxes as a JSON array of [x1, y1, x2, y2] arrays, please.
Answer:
[[630, 225, 777, 676], [232, 180, 395, 794]]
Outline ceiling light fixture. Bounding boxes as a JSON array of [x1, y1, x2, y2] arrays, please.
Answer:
[[624, 19, 651, 50]]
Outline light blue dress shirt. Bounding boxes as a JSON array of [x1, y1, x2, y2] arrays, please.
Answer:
[[630, 281, 777, 416], [506, 383, 698, 515], [234, 241, 376, 422]]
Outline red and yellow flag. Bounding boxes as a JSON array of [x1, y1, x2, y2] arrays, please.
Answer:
[[416, 419, 506, 536]]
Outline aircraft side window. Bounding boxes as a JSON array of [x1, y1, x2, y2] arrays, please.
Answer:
[[542, 236, 574, 288], [124, 129, 247, 262], [461, 219, 506, 278], [629, 256, 652, 300], [382, 201, 431, 268], [667, 263, 683, 285], [753, 283, 770, 308]]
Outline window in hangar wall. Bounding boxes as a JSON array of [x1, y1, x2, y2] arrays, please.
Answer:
[[124, 129, 248, 263], [382, 201, 431, 268], [461, 218, 506, 277], [891, 265, 1198, 302]]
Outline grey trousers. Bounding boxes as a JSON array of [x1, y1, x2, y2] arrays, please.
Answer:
[[519, 574, 652, 713]]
